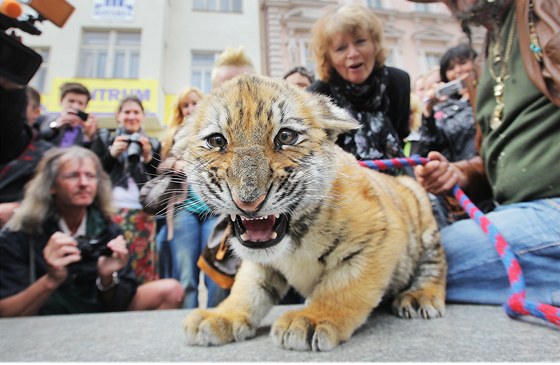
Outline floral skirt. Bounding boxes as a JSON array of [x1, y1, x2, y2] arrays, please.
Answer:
[[113, 208, 159, 283]]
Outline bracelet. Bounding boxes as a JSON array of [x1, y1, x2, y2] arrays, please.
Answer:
[[96, 271, 120, 292]]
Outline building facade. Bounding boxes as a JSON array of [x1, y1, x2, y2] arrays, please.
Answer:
[[19, 0, 483, 136]]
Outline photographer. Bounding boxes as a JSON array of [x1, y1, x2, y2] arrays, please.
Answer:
[[413, 44, 478, 163], [91, 95, 161, 283], [38, 82, 98, 148], [0, 147, 183, 316]]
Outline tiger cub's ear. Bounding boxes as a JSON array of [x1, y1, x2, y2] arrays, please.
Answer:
[[312, 93, 360, 142]]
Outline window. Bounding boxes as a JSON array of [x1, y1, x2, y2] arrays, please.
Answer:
[[425, 51, 442, 71], [193, 0, 242, 12], [78, 30, 141, 79], [414, 4, 430, 12], [368, 0, 383, 9], [30, 48, 49, 93], [191, 52, 219, 93]]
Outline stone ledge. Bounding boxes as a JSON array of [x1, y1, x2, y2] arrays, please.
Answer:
[[0, 304, 558, 362]]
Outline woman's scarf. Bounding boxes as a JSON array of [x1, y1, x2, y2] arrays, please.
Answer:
[[328, 67, 403, 162]]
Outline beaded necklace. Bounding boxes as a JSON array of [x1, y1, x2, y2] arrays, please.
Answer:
[[489, 11, 517, 130]]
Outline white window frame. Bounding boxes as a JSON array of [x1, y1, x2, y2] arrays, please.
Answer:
[[191, 51, 221, 93], [78, 30, 141, 79], [193, 0, 242, 13], [30, 47, 49, 93]]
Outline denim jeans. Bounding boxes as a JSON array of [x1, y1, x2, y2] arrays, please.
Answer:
[[442, 198, 560, 306], [156, 211, 228, 308]]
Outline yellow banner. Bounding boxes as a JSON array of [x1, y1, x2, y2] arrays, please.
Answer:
[[44, 78, 160, 116]]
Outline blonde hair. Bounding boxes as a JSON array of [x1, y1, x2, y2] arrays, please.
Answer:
[[310, 4, 388, 82], [211, 46, 255, 87], [5, 147, 113, 234], [161, 86, 205, 158]]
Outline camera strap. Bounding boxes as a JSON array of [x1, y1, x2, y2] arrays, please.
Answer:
[[29, 239, 36, 285]]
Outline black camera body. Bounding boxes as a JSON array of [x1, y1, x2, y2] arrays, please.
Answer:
[[75, 235, 113, 261], [123, 132, 142, 161], [73, 110, 89, 121]]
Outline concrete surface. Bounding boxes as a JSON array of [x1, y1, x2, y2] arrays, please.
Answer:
[[0, 304, 558, 362]]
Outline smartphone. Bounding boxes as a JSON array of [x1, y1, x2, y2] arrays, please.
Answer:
[[74, 110, 89, 121], [435, 79, 465, 98]]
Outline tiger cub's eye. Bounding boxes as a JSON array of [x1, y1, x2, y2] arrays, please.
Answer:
[[276, 128, 298, 146], [207, 133, 227, 149]]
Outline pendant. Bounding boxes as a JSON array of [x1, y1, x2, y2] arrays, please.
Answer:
[[491, 78, 505, 130], [491, 102, 504, 130]]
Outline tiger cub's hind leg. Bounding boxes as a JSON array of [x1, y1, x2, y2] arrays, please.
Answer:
[[392, 177, 447, 319], [392, 223, 447, 319]]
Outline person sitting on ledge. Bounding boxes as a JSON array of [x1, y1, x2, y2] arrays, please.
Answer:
[[0, 146, 184, 316]]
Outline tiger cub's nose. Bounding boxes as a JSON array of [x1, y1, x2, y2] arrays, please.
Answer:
[[233, 194, 266, 214]]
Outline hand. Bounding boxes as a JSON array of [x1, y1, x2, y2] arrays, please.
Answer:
[[97, 235, 129, 278], [42, 232, 82, 286], [157, 156, 186, 174], [51, 110, 81, 129], [0, 202, 20, 227], [414, 151, 464, 196], [139, 135, 153, 163], [109, 135, 130, 158], [83, 114, 98, 140]]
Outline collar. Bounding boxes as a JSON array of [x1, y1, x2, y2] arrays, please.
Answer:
[[58, 210, 88, 237]]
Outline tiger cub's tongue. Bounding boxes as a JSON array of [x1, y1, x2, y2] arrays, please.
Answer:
[[242, 216, 276, 242]]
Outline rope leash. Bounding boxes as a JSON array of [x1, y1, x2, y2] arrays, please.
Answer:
[[358, 156, 560, 326]]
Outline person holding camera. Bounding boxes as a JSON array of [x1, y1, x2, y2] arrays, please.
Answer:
[[91, 95, 161, 284], [38, 82, 98, 148], [0, 146, 183, 316], [408, 0, 560, 307], [413, 44, 478, 163]]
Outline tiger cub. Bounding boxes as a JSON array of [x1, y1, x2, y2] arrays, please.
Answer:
[[173, 74, 446, 352]]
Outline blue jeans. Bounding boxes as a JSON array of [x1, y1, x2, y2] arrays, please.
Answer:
[[156, 211, 228, 308], [442, 198, 560, 306]]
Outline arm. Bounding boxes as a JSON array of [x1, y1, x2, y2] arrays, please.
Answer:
[[0, 232, 80, 317]]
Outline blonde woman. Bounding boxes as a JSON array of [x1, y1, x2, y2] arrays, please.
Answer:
[[156, 87, 227, 308], [308, 4, 411, 172]]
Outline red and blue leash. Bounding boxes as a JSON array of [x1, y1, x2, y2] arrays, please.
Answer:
[[358, 156, 560, 326]]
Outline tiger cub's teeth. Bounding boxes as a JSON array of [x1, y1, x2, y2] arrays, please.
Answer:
[[270, 232, 277, 240], [240, 232, 249, 241], [230, 214, 236, 222]]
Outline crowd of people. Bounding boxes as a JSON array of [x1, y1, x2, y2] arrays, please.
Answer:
[[1, 0, 558, 317]]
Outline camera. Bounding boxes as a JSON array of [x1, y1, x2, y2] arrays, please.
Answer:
[[73, 110, 89, 121], [435, 79, 465, 98], [75, 234, 113, 261], [0, 0, 75, 86], [123, 132, 143, 162]]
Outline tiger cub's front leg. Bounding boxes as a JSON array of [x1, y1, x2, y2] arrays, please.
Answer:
[[271, 270, 386, 352], [183, 262, 289, 346]]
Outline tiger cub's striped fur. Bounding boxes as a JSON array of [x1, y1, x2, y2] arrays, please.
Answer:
[[174, 74, 446, 352]]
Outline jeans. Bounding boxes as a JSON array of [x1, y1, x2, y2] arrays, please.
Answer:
[[156, 211, 228, 308], [442, 198, 560, 306]]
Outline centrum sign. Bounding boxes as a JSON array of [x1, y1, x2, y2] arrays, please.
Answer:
[[44, 78, 160, 116]]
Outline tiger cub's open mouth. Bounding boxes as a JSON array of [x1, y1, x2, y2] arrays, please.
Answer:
[[231, 214, 289, 249]]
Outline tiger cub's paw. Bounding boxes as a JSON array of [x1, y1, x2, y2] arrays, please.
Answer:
[[271, 310, 342, 352], [392, 289, 446, 319], [183, 309, 256, 346]]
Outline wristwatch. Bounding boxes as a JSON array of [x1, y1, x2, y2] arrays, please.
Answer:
[[49, 121, 58, 129], [96, 272, 120, 292]]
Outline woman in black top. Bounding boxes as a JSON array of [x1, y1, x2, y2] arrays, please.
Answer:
[[307, 3, 411, 166]]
